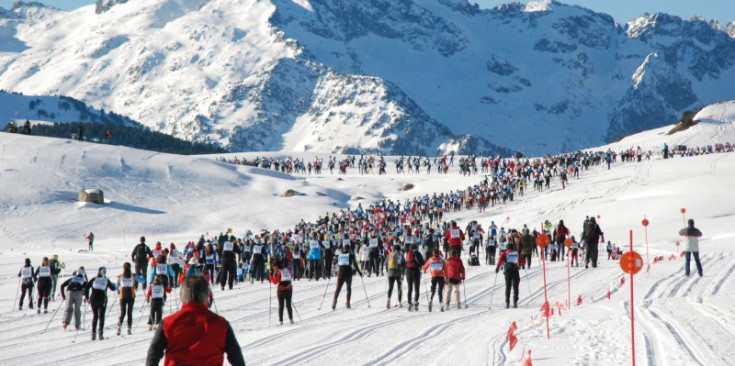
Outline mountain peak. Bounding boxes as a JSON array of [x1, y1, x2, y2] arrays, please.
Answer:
[[95, 0, 130, 14]]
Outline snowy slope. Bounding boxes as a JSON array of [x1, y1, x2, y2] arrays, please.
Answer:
[[0, 1, 734, 155], [600, 100, 735, 152], [0, 101, 734, 365], [0, 90, 140, 128]]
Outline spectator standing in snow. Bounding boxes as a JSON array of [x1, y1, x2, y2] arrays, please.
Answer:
[[679, 219, 703, 277]]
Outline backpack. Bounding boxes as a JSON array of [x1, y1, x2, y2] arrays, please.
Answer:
[[406, 250, 417, 268], [388, 253, 397, 270]]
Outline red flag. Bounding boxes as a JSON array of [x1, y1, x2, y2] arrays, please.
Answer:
[[620, 277, 625, 287], [606, 290, 611, 299], [576, 295, 583, 306], [539, 301, 551, 317], [522, 350, 533, 366], [680, 251, 685, 258], [669, 254, 676, 261], [509, 332, 518, 352], [507, 321, 518, 340]]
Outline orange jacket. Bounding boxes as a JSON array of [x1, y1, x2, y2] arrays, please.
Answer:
[[422, 256, 447, 278]]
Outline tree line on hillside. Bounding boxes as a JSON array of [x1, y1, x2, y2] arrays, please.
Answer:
[[4, 121, 228, 155]]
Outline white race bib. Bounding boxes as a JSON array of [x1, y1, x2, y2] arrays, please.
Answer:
[[121, 276, 134, 288], [280, 269, 292, 282], [223, 241, 234, 251], [293, 250, 301, 259], [38, 266, 51, 277], [92, 277, 108, 291], [337, 254, 350, 266], [405, 236, 414, 244], [254, 245, 263, 254], [156, 264, 168, 275], [507, 252, 519, 264], [342, 239, 351, 247], [369, 238, 378, 248], [450, 229, 460, 239], [20, 267, 32, 279], [151, 285, 164, 299]]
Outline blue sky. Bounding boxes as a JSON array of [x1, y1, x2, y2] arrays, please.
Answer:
[[1, 0, 733, 25]]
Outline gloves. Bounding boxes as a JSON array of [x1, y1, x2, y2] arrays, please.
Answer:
[[146, 298, 150, 303], [495, 268, 499, 273]]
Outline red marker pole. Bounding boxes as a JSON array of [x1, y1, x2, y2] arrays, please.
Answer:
[[540, 223, 550, 340], [680, 208, 686, 225], [629, 229, 636, 366], [642, 218, 650, 273]]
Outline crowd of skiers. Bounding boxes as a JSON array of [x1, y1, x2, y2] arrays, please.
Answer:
[[12, 144, 713, 363]]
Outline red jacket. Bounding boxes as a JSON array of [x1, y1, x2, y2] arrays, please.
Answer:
[[151, 302, 244, 366], [422, 256, 447, 278], [445, 256, 466, 281], [445, 227, 465, 247], [270, 269, 294, 291]]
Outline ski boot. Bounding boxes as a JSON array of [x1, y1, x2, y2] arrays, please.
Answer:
[[440, 305, 445, 312], [92, 332, 96, 340], [117, 324, 122, 336], [414, 302, 419, 311], [386, 299, 391, 310], [99, 333, 104, 340], [428, 301, 432, 312]]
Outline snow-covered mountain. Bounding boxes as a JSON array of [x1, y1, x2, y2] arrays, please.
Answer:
[[0, 89, 140, 128], [0, 0, 733, 155]]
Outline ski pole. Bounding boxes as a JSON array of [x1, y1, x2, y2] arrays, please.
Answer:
[[269, 277, 272, 325], [489, 270, 499, 309], [359, 274, 371, 308], [12, 279, 20, 311], [72, 302, 87, 343], [422, 274, 430, 305], [43, 298, 66, 333], [106, 295, 118, 318], [317, 276, 331, 310], [462, 279, 468, 309], [135, 300, 150, 328], [292, 300, 302, 323]]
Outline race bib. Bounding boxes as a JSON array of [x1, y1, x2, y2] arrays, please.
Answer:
[[38, 266, 51, 277], [342, 239, 351, 247], [121, 276, 134, 288], [156, 264, 168, 274], [430, 261, 443, 271], [369, 238, 378, 248], [572, 242, 579, 249], [254, 245, 263, 254], [20, 267, 32, 279], [337, 254, 350, 266], [450, 229, 460, 239], [507, 252, 519, 264], [293, 250, 301, 259], [223, 241, 234, 251], [280, 269, 292, 282], [71, 277, 85, 285], [151, 286, 164, 298], [92, 277, 108, 290]]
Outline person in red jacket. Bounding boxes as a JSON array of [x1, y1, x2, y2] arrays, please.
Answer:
[[146, 275, 245, 366], [422, 249, 447, 312], [444, 250, 466, 310], [270, 259, 294, 325], [444, 221, 465, 257], [496, 243, 526, 308]]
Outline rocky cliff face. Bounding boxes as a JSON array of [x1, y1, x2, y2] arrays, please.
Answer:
[[0, 0, 733, 155]]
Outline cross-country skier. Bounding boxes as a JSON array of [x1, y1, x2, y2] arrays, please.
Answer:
[[422, 249, 447, 312], [444, 250, 466, 310], [117, 262, 136, 335], [386, 245, 405, 309], [679, 218, 704, 277], [85, 267, 116, 340], [61, 271, 87, 330], [35, 257, 52, 313], [332, 244, 362, 310], [132, 236, 153, 289], [18, 258, 35, 310], [496, 243, 525, 308], [269, 259, 294, 325]]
